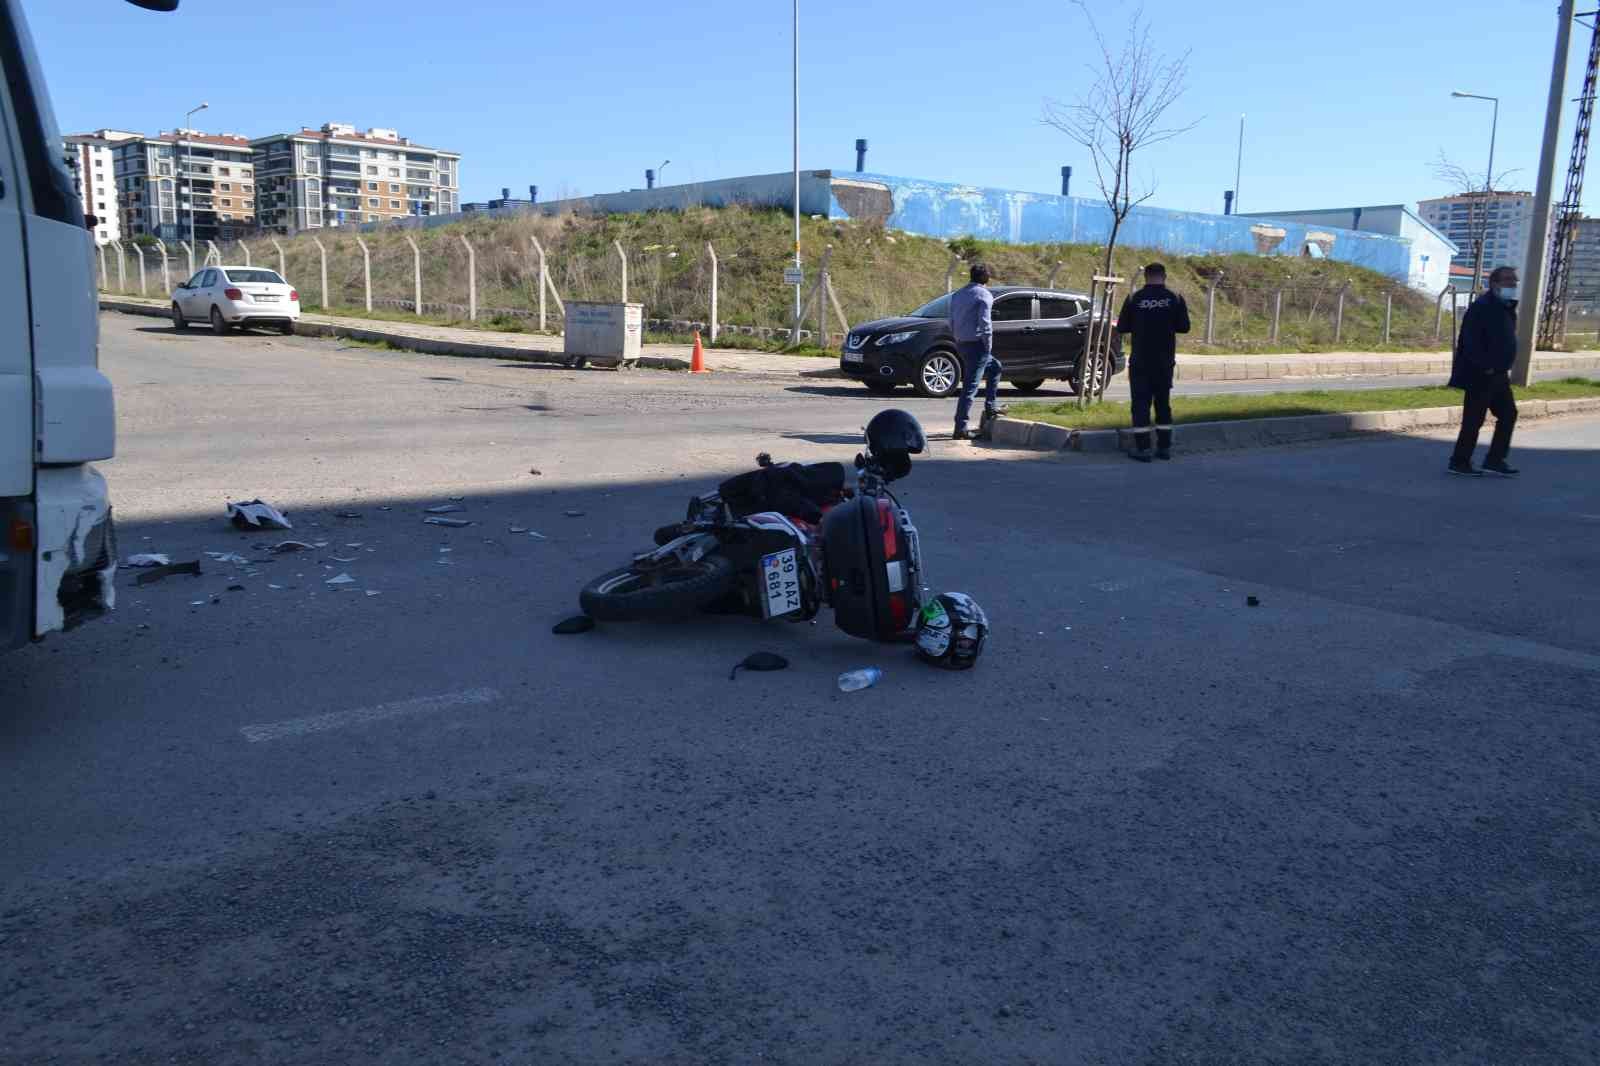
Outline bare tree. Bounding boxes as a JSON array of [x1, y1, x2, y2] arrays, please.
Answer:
[[1043, 2, 1196, 281], [1431, 150, 1522, 295]]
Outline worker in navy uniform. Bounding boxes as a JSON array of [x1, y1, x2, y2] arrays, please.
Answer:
[[1114, 263, 1191, 461]]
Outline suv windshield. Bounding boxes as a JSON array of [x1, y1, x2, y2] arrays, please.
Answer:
[[911, 294, 951, 319], [223, 269, 285, 285]]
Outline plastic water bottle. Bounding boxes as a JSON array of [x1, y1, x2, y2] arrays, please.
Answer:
[[837, 667, 883, 692]]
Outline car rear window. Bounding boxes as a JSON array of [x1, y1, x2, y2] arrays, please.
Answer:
[[1038, 296, 1082, 319], [911, 294, 951, 318], [224, 269, 286, 285]]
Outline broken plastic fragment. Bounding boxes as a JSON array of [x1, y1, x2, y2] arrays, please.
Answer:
[[325, 573, 356, 586], [226, 499, 293, 530], [330, 556, 358, 563], [509, 526, 528, 534], [730, 652, 789, 681], [365, 590, 382, 597], [527, 532, 547, 540], [423, 517, 471, 528], [124, 553, 171, 567], [552, 615, 595, 635], [270, 540, 314, 553], [563, 510, 585, 518], [134, 560, 203, 585], [425, 504, 465, 515], [205, 551, 249, 565]]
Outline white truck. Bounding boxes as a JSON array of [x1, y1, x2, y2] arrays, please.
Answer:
[[1, 0, 176, 652]]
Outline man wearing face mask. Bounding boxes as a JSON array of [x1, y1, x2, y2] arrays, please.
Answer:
[[1448, 265, 1521, 477]]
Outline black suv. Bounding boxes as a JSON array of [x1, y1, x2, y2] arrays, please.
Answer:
[[839, 286, 1123, 398]]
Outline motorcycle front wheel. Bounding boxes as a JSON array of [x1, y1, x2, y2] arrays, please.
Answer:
[[578, 555, 737, 622]]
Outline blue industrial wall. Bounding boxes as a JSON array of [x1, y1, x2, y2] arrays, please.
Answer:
[[835, 172, 1414, 280]]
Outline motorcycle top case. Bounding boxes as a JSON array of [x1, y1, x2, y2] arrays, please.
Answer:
[[821, 495, 919, 642]]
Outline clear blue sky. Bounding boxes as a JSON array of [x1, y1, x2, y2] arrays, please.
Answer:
[[24, 0, 1595, 215]]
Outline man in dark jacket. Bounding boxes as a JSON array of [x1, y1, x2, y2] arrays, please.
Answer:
[[1449, 266, 1520, 477], [1115, 263, 1191, 461]]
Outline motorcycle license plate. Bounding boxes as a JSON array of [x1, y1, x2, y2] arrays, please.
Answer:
[[760, 549, 803, 619]]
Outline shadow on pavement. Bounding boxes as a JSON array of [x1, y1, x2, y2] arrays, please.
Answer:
[[3, 431, 1598, 1063]]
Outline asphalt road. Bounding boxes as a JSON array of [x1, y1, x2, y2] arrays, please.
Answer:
[[3, 313, 1597, 1064]]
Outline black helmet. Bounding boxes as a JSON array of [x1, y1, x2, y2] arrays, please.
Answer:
[[865, 409, 926, 480], [915, 592, 989, 669]]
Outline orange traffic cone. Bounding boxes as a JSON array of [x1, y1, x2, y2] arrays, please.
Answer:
[[690, 330, 707, 373]]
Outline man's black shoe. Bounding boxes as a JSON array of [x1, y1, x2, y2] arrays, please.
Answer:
[[1448, 460, 1483, 477], [1128, 449, 1153, 463], [1156, 448, 1172, 461], [1484, 459, 1520, 477], [952, 428, 971, 441]]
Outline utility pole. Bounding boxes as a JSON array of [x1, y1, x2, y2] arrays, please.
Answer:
[[1515, 0, 1577, 386], [1233, 115, 1244, 214], [791, 0, 802, 321], [181, 101, 208, 262]]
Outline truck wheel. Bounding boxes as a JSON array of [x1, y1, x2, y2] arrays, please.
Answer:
[[914, 350, 962, 398], [171, 304, 188, 331]]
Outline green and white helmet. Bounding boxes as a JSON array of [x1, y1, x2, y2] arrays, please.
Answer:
[[915, 592, 989, 669]]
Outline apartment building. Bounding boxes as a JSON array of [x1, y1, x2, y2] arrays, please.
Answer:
[[250, 123, 461, 234], [1566, 217, 1600, 317], [63, 129, 140, 244], [110, 129, 257, 244], [1416, 190, 1537, 277]]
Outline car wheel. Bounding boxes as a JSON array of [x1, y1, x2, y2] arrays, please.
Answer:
[[209, 307, 230, 336], [864, 379, 899, 394], [279, 321, 296, 336], [1011, 378, 1045, 393], [914, 350, 962, 399], [171, 303, 188, 331]]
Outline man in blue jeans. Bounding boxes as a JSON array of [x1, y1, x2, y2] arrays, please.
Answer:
[[951, 262, 1001, 441]]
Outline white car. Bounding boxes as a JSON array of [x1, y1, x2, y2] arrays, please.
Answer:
[[171, 265, 301, 335]]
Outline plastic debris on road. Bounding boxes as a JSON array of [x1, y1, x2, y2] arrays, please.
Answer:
[[365, 590, 382, 597], [227, 499, 293, 530], [205, 551, 249, 565], [424, 504, 465, 515], [270, 540, 314, 553], [837, 667, 883, 692], [1247, 595, 1261, 607], [134, 560, 203, 585], [527, 532, 547, 540], [330, 555, 358, 563], [730, 652, 788, 681], [423, 517, 471, 528], [563, 510, 585, 518], [552, 615, 595, 635], [325, 573, 356, 586], [124, 553, 171, 567], [509, 526, 528, 534]]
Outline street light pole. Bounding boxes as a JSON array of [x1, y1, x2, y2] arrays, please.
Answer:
[[657, 159, 671, 186], [1513, 0, 1576, 386], [792, 0, 801, 321], [182, 101, 208, 267], [1451, 90, 1499, 293]]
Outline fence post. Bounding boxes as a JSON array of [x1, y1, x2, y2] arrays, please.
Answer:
[[154, 239, 170, 293], [1450, 289, 1459, 349], [1435, 286, 1451, 341], [1271, 289, 1283, 343], [112, 240, 126, 292], [1046, 261, 1064, 288], [613, 239, 627, 303], [405, 235, 422, 316], [817, 246, 835, 346], [180, 240, 194, 277], [134, 243, 147, 296], [1205, 275, 1220, 344], [270, 238, 286, 281], [1383, 292, 1393, 344], [204, 239, 220, 267], [946, 252, 959, 294], [237, 240, 251, 267], [312, 237, 328, 310], [459, 235, 476, 321], [355, 236, 373, 313], [98, 246, 107, 289], [706, 242, 719, 343], [1334, 286, 1346, 344], [531, 237, 548, 331]]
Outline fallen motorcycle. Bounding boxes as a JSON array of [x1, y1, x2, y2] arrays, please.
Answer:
[[578, 410, 929, 643]]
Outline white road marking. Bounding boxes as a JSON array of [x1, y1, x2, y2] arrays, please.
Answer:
[[239, 687, 501, 743]]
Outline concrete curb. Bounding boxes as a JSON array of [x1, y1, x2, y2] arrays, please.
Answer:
[[992, 396, 1600, 455], [99, 299, 694, 372]]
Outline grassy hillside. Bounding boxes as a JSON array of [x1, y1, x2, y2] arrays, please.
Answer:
[[144, 206, 1455, 353]]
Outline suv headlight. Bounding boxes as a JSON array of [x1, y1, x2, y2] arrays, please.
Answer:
[[875, 330, 917, 346]]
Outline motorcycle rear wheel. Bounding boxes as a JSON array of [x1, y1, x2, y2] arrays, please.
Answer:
[[579, 555, 737, 621]]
